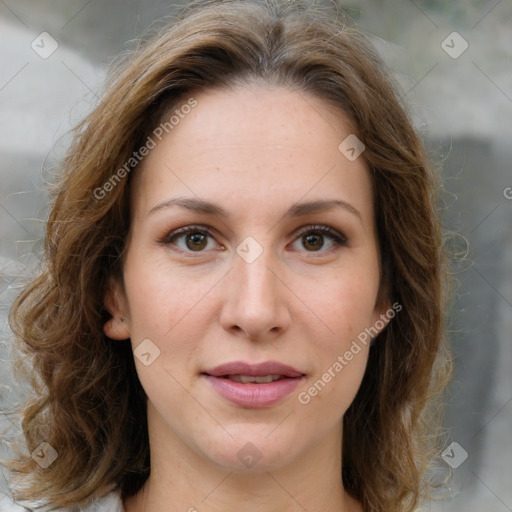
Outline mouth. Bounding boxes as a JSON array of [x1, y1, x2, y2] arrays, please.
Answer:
[[201, 360, 306, 408]]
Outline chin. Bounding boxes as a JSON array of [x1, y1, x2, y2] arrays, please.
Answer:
[[202, 429, 300, 473]]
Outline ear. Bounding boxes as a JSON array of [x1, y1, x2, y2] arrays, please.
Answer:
[[370, 300, 393, 338], [369, 294, 402, 347], [369, 263, 395, 341], [103, 276, 131, 340]]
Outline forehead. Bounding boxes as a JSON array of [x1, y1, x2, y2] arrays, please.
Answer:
[[152, 84, 355, 153], [130, 85, 372, 221]]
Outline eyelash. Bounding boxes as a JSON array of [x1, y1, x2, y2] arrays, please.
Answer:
[[160, 224, 347, 256]]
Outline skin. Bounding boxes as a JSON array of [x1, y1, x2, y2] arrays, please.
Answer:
[[104, 84, 390, 512]]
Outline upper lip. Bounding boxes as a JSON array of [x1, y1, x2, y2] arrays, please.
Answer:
[[203, 361, 305, 378]]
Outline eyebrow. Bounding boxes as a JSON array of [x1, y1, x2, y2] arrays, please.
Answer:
[[148, 196, 363, 223]]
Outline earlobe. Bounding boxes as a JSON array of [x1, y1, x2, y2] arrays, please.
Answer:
[[103, 277, 130, 340], [104, 316, 131, 340]]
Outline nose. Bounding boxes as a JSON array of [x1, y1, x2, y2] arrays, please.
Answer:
[[219, 243, 291, 341]]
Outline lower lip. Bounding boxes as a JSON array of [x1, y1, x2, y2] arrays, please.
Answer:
[[203, 375, 305, 408]]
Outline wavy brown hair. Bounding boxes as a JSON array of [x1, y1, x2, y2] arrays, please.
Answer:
[[5, 0, 453, 510]]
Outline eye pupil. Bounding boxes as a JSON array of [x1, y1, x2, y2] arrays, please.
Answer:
[[303, 233, 323, 251], [186, 233, 207, 251]]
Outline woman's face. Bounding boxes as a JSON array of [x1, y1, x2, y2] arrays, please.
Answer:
[[106, 84, 389, 473]]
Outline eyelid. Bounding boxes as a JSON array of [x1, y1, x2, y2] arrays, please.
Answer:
[[293, 224, 347, 244]]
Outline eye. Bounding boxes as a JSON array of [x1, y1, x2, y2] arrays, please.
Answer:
[[160, 224, 347, 256], [289, 225, 347, 253], [160, 225, 221, 254]]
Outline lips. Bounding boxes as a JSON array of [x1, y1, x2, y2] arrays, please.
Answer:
[[201, 361, 306, 408]]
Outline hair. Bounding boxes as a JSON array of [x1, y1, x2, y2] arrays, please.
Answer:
[[5, 0, 453, 510]]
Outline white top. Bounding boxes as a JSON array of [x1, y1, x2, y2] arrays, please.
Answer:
[[76, 490, 124, 512], [0, 490, 124, 512]]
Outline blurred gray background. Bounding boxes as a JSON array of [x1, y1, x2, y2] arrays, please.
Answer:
[[0, 0, 511, 510]]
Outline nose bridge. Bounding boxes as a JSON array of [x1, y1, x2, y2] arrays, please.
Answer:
[[235, 238, 278, 307], [220, 236, 288, 338], [238, 247, 273, 294]]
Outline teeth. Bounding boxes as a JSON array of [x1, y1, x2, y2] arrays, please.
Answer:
[[226, 374, 283, 383]]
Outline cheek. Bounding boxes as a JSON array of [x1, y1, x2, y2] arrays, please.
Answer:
[[123, 250, 214, 334], [299, 308, 371, 419], [122, 252, 220, 389], [302, 261, 380, 342], [295, 255, 379, 409], [122, 257, 209, 416]]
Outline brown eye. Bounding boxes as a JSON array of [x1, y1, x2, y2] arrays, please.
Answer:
[[162, 226, 218, 253], [302, 232, 324, 251], [291, 225, 347, 253], [185, 232, 208, 251]]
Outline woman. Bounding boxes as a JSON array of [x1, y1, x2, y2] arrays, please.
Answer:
[[6, 0, 452, 511]]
